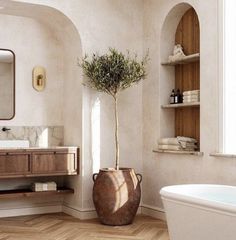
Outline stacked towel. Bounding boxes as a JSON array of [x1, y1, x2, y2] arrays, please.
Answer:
[[32, 182, 57, 192], [158, 136, 198, 152], [183, 90, 200, 103]]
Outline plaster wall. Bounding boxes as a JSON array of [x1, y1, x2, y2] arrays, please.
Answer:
[[0, 14, 66, 213], [0, 14, 64, 126], [0, 0, 144, 215]]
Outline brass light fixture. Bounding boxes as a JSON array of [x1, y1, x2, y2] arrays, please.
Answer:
[[32, 66, 46, 91]]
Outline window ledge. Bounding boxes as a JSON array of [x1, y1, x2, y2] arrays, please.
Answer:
[[210, 152, 236, 158]]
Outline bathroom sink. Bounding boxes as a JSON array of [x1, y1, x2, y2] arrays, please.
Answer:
[[0, 140, 30, 148]]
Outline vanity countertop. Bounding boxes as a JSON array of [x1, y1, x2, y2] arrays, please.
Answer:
[[0, 146, 79, 153]]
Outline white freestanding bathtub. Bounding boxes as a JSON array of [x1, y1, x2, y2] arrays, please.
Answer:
[[160, 184, 236, 240]]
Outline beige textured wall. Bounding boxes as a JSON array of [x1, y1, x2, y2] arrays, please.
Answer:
[[0, 14, 64, 126], [0, 14, 66, 213], [142, 0, 234, 211]]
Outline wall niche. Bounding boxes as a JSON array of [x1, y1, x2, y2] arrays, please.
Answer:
[[159, 4, 201, 152]]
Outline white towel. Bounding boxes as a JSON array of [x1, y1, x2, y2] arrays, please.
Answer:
[[183, 99, 199, 103], [158, 145, 196, 151], [183, 93, 199, 97], [179, 142, 198, 149], [158, 138, 179, 145], [177, 136, 197, 143], [158, 137, 198, 145], [183, 95, 200, 100], [183, 90, 200, 96]]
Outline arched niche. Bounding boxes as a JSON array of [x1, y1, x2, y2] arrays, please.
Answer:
[[0, 1, 84, 209], [160, 3, 200, 149], [0, 0, 83, 147]]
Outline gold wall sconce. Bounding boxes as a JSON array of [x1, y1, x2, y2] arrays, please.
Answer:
[[32, 66, 46, 91]]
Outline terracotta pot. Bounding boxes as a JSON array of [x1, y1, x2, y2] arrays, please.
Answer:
[[92, 168, 142, 226]]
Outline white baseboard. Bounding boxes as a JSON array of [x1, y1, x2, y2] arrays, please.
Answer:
[[62, 204, 164, 221], [141, 204, 166, 221], [62, 205, 97, 220], [0, 205, 62, 218], [0, 203, 166, 222]]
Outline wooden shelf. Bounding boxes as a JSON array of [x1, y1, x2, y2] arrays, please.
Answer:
[[0, 187, 74, 199], [153, 149, 203, 156], [161, 53, 200, 66], [162, 102, 200, 109]]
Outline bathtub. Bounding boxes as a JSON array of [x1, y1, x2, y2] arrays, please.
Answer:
[[160, 184, 236, 240]]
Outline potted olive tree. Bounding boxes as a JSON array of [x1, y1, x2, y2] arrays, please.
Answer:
[[81, 48, 148, 226]]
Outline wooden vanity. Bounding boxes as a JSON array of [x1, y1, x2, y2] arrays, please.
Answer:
[[0, 147, 79, 198]]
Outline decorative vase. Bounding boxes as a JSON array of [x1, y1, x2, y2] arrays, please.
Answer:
[[92, 168, 142, 226]]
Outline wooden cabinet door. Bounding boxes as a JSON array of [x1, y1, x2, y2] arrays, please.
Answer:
[[31, 152, 76, 175], [0, 153, 30, 176]]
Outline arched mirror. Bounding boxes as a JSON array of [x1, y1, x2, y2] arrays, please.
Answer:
[[0, 49, 15, 120]]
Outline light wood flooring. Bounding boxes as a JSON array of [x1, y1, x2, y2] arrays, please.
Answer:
[[0, 213, 169, 240]]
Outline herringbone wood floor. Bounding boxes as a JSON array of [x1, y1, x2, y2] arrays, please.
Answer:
[[0, 213, 169, 240]]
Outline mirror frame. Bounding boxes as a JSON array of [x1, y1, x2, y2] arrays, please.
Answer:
[[0, 49, 15, 120]]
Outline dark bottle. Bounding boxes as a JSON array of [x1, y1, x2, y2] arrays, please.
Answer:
[[175, 89, 182, 103], [170, 89, 175, 104]]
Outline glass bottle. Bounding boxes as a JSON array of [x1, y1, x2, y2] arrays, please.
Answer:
[[170, 89, 175, 104]]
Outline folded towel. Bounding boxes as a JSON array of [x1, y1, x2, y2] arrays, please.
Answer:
[[183, 93, 199, 97], [183, 94, 200, 98], [183, 90, 200, 96], [177, 136, 197, 143], [183, 95, 200, 100], [32, 182, 57, 192], [183, 99, 199, 103], [158, 138, 179, 145], [158, 137, 198, 145], [158, 144, 196, 151]]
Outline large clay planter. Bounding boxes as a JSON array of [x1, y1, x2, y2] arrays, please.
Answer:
[[92, 168, 142, 226]]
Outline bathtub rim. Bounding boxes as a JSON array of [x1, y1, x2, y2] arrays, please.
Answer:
[[160, 184, 236, 216]]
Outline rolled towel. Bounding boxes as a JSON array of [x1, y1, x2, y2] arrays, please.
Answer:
[[183, 90, 200, 96], [177, 136, 197, 143], [179, 142, 198, 149]]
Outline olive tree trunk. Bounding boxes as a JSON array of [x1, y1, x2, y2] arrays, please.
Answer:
[[114, 95, 119, 170]]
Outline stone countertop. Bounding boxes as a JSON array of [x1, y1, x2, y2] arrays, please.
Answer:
[[0, 146, 79, 153]]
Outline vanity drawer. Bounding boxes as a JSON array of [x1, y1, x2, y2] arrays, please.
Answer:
[[31, 152, 76, 175], [0, 153, 30, 175]]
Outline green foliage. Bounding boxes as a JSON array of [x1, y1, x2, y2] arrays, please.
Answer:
[[80, 48, 148, 97]]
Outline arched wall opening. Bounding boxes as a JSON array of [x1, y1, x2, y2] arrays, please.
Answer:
[[159, 3, 200, 145], [0, 0, 84, 212]]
